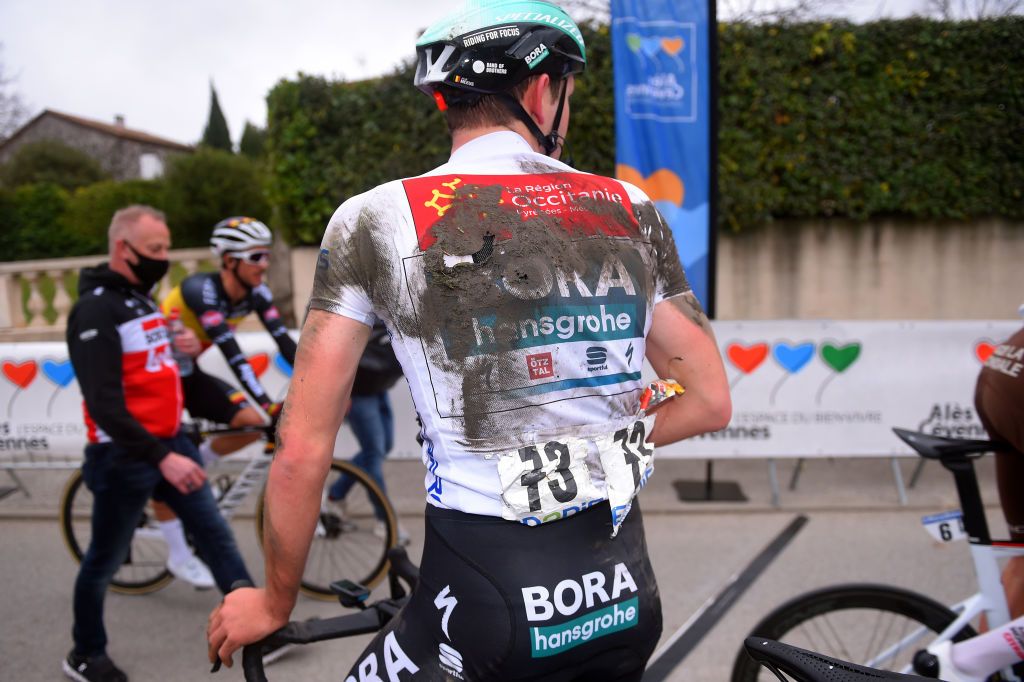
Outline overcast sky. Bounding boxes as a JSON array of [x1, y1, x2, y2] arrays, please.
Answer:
[[2, 0, 927, 146]]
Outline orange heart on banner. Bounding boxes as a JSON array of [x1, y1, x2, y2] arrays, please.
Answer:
[[2, 360, 38, 389], [615, 166, 685, 207], [975, 342, 996, 363], [247, 353, 270, 377], [661, 37, 684, 56], [727, 343, 769, 374]]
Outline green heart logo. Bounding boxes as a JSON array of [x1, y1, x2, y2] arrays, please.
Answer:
[[820, 343, 861, 373], [626, 33, 642, 53]]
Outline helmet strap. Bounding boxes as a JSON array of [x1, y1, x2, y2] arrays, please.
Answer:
[[495, 78, 569, 158], [227, 257, 255, 293]]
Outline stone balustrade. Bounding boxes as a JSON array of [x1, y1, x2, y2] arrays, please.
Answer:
[[0, 248, 215, 342]]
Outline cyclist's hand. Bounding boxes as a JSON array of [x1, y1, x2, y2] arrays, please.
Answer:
[[639, 378, 685, 413], [172, 327, 202, 357], [158, 452, 207, 495], [207, 586, 286, 668]]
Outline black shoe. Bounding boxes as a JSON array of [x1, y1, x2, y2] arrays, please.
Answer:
[[62, 651, 128, 682]]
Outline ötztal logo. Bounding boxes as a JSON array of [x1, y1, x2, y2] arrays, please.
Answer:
[[527, 352, 554, 380]]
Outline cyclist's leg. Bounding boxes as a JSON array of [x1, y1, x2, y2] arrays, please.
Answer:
[[157, 433, 251, 593], [186, 370, 263, 457], [72, 443, 160, 656], [976, 374, 1024, 619], [939, 614, 1024, 681]]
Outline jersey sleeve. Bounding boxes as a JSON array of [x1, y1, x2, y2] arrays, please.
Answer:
[[251, 284, 297, 367], [622, 183, 692, 305], [307, 200, 376, 326], [67, 294, 170, 466], [184, 279, 275, 411]]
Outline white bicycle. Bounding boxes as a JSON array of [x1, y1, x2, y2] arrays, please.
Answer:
[[731, 427, 1023, 682]]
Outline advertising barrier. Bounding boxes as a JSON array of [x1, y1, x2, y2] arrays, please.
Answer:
[[0, 321, 1018, 466]]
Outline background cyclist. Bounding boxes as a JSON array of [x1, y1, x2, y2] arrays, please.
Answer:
[[153, 217, 296, 587]]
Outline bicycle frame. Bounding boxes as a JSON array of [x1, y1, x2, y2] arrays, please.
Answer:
[[210, 438, 275, 522]]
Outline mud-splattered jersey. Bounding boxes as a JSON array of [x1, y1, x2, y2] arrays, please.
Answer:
[[311, 132, 690, 518]]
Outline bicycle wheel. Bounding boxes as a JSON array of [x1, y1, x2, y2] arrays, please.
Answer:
[[59, 470, 174, 594], [256, 459, 397, 599], [731, 583, 978, 682]]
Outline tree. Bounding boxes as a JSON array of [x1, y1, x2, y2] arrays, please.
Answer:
[[201, 83, 232, 151], [239, 121, 267, 159], [1, 43, 28, 141], [162, 147, 269, 246], [0, 140, 108, 190]]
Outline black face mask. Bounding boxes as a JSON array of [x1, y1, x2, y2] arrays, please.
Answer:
[[124, 241, 170, 289]]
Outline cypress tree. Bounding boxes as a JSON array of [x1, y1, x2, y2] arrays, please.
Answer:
[[201, 83, 232, 151], [239, 121, 267, 159]]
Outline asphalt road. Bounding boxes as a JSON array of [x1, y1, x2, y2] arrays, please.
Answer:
[[0, 455, 1003, 681]]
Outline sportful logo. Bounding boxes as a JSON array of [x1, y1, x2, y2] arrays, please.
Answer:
[[586, 346, 608, 371], [523, 562, 639, 657]]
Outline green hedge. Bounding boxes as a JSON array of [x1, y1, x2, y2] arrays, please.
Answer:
[[266, 18, 1021, 244], [1, 150, 268, 260]]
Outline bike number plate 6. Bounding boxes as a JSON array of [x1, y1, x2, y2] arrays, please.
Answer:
[[496, 415, 656, 530], [921, 509, 966, 543]]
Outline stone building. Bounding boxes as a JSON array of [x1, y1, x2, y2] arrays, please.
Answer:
[[0, 109, 192, 180]]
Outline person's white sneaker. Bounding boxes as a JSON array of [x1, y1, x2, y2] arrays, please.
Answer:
[[925, 640, 987, 682], [167, 555, 215, 589]]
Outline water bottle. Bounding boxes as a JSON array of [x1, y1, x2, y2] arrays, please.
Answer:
[[167, 308, 194, 377]]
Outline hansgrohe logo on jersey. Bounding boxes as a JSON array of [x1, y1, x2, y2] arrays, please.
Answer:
[[463, 251, 647, 356], [524, 562, 639, 657]]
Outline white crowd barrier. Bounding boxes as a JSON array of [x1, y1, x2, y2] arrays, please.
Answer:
[[0, 320, 1018, 470]]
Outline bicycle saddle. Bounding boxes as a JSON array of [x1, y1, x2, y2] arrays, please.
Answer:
[[743, 637, 932, 681], [892, 428, 1004, 460]]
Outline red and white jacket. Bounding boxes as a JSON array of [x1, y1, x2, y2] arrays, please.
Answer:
[[67, 264, 183, 466]]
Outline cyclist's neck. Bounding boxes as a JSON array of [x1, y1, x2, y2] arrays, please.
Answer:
[[219, 268, 249, 303]]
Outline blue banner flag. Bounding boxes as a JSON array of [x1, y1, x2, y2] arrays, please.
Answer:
[[611, 0, 715, 313]]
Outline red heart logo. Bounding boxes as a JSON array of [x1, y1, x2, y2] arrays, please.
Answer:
[[727, 343, 769, 374], [247, 353, 270, 378], [2, 360, 38, 389], [975, 342, 996, 363]]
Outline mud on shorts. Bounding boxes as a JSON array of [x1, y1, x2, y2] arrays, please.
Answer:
[[344, 500, 662, 682], [975, 370, 1024, 541], [181, 369, 251, 426]]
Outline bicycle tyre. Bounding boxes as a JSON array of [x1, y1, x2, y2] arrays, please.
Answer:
[[255, 459, 397, 599], [59, 470, 174, 594], [731, 583, 978, 682]]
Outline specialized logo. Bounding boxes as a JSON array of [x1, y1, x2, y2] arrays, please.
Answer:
[[344, 631, 419, 682], [523, 562, 640, 657], [625, 342, 634, 366], [527, 352, 554, 380], [434, 585, 458, 639]]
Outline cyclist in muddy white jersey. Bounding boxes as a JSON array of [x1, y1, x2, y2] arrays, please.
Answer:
[[209, 3, 731, 679]]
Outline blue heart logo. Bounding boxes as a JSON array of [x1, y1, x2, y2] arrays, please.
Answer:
[[640, 37, 663, 58], [773, 343, 815, 374], [42, 359, 75, 388], [274, 353, 293, 378]]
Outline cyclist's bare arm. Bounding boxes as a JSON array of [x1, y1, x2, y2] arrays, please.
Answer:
[[644, 292, 731, 445], [208, 309, 370, 667]]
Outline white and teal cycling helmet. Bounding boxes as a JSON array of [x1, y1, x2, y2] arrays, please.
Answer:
[[414, 0, 586, 154], [210, 217, 273, 257]]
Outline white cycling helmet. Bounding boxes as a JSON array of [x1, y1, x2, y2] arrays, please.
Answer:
[[210, 217, 273, 257]]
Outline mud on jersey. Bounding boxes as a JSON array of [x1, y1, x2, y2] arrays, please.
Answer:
[[311, 132, 690, 518]]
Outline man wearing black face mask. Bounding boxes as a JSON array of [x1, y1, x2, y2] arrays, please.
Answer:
[[64, 205, 251, 682]]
